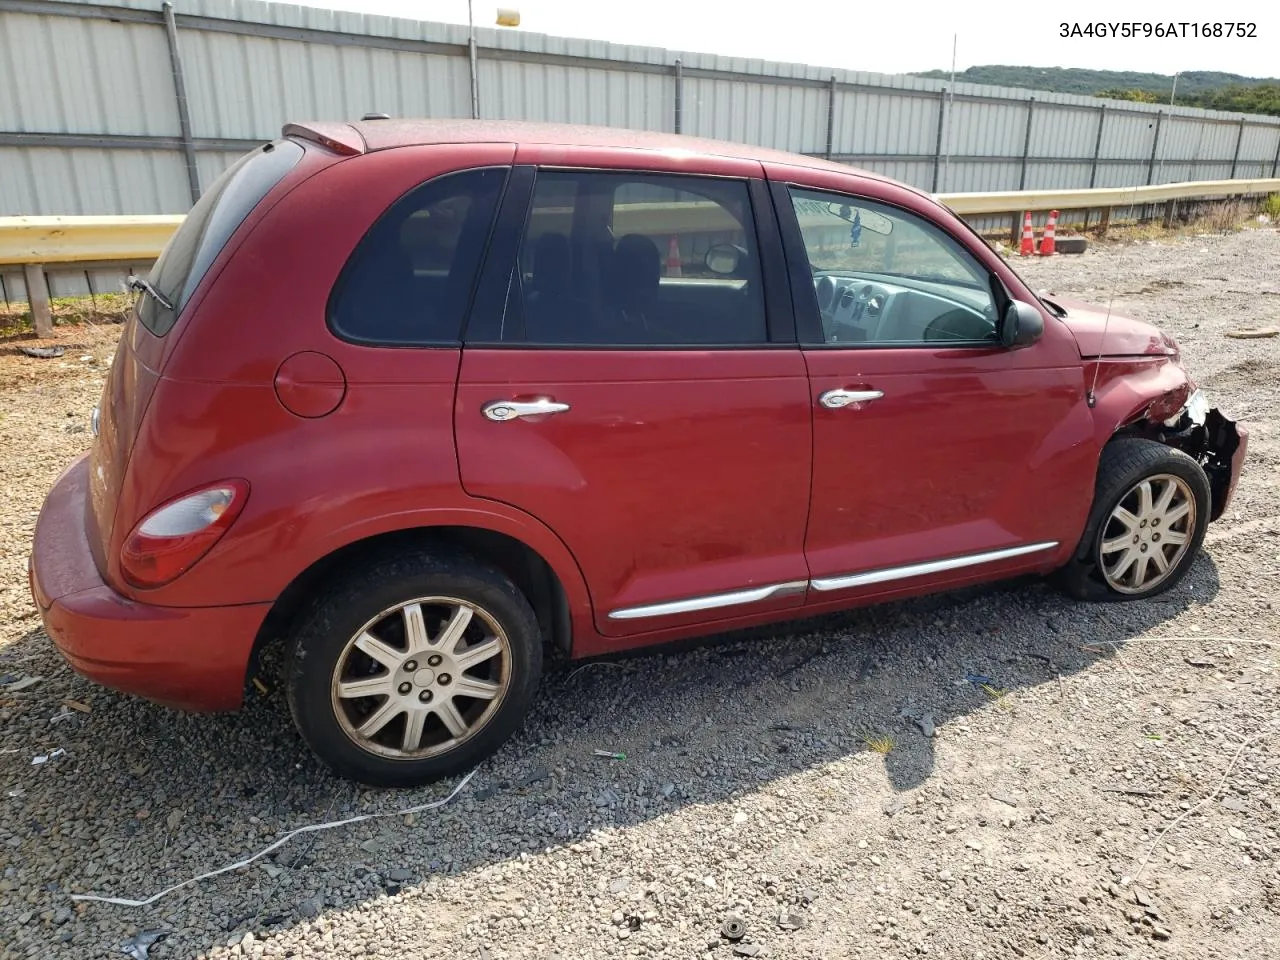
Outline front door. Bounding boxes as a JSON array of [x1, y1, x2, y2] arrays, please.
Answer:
[[455, 164, 812, 637], [774, 181, 1095, 597]]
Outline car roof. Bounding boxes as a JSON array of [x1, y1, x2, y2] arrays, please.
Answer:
[[286, 118, 906, 190]]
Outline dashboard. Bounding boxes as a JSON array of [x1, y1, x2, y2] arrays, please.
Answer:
[[811, 272, 998, 344]]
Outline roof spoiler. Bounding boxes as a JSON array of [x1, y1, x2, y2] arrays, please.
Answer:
[[282, 121, 365, 157]]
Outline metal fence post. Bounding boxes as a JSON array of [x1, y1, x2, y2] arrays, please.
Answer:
[[1089, 104, 1106, 188], [931, 88, 947, 192], [825, 75, 837, 160], [1018, 96, 1035, 191], [161, 1, 201, 205], [1230, 117, 1246, 179], [22, 264, 54, 339], [1146, 111, 1163, 185], [1272, 131, 1280, 177], [673, 59, 683, 134]]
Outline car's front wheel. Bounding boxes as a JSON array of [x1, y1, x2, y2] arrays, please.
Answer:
[[284, 549, 542, 787], [1056, 438, 1211, 601]]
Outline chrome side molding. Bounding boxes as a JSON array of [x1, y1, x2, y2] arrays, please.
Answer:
[[810, 541, 1059, 592], [608, 580, 808, 621], [607, 542, 1059, 620]]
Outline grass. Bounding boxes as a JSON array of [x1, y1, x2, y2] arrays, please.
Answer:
[[862, 733, 895, 755], [1264, 192, 1280, 221], [980, 684, 1014, 712], [0, 292, 133, 338]]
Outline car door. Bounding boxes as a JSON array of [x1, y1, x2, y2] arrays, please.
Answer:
[[455, 159, 813, 637], [768, 173, 1097, 599]]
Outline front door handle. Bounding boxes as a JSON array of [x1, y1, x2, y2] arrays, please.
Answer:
[[819, 388, 884, 409], [482, 398, 571, 421]]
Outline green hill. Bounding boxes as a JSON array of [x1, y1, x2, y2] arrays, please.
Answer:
[[910, 66, 1280, 115]]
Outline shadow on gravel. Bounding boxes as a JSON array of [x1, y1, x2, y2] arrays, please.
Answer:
[[1, 555, 1220, 955]]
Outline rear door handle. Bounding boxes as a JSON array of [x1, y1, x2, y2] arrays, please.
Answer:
[[819, 388, 884, 409], [482, 398, 571, 421]]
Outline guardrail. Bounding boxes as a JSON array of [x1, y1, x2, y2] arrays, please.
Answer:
[[4, 176, 1279, 337]]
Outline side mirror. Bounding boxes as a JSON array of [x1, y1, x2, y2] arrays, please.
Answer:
[[1001, 300, 1045, 348], [704, 243, 744, 275]]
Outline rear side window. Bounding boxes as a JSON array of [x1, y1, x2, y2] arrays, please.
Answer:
[[138, 139, 304, 336], [328, 167, 507, 346], [498, 171, 767, 346]]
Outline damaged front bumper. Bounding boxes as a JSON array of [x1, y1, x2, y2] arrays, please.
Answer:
[[1155, 389, 1248, 520]]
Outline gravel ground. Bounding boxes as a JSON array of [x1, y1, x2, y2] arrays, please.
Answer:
[[1, 229, 1277, 960]]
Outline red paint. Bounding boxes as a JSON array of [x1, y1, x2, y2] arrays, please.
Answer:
[[27, 120, 1248, 714], [274, 351, 347, 418]]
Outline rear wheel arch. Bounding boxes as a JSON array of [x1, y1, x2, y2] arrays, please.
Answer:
[[247, 525, 576, 692]]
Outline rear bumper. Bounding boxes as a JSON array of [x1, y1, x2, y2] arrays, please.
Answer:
[[30, 456, 270, 712]]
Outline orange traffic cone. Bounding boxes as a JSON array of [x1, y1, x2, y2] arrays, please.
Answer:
[[1038, 210, 1058, 256], [665, 235, 682, 276], [1019, 211, 1036, 257]]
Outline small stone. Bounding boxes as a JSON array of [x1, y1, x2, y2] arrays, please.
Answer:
[[916, 714, 936, 738], [1220, 797, 1247, 813], [359, 839, 380, 854], [388, 868, 413, 882], [1227, 826, 1247, 842], [610, 878, 632, 894], [990, 792, 1018, 808], [732, 945, 762, 958], [777, 910, 806, 931], [296, 896, 323, 918], [702, 875, 717, 889], [965, 841, 983, 852], [733, 811, 748, 824], [1152, 926, 1172, 941]]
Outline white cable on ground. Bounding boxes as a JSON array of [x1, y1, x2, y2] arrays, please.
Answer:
[[71, 770, 476, 908]]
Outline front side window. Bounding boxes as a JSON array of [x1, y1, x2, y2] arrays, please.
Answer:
[[789, 187, 1000, 346], [498, 171, 767, 346], [329, 167, 506, 346]]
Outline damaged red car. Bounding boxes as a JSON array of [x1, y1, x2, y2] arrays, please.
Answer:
[[29, 120, 1247, 786]]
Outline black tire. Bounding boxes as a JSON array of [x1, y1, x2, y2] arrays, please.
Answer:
[[1055, 437, 1211, 602], [284, 548, 543, 787]]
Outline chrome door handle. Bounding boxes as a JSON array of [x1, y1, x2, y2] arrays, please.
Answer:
[[819, 388, 884, 409], [482, 398, 571, 421]]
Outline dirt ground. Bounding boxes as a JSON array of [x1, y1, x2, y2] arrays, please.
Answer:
[[0, 229, 1277, 960]]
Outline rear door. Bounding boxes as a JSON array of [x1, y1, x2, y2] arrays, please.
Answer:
[[456, 158, 812, 637], [771, 178, 1093, 598]]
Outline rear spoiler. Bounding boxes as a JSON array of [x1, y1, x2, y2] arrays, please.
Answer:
[[282, 121, 366, 157]]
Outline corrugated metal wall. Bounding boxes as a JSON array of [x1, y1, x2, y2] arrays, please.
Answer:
[[2, 0, 1280, 298]]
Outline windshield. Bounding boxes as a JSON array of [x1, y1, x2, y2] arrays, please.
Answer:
[[137, 139, 304, 336]]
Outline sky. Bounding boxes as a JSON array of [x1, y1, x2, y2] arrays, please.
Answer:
[[288, 0, 1276, 78]]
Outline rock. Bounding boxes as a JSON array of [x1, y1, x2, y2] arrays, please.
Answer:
[[359, 839, 380, 854], [660, 783, 676, 799], [595, 788, 620, 807], [1227, 826, 1247, 842], [916, 714, 936, 738], [388, 868, 414, 882], [296, 896, 323, 919], [732, 944, 762, 957], [990, 792, 1018, 808], [733, 810, 748, 824], [1220, 797, 1248, 813], [1152, 925, 1172, 940], [609, 878, 631, 894], [965, 840, 983, 852], [777, 910, 806, 931]]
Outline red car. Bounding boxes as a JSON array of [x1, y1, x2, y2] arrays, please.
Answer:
[[29, 120, 1246, 786]]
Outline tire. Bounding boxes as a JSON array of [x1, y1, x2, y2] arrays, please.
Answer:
[[284, 548, 543, 787], [1055, 438, 1211, 602]]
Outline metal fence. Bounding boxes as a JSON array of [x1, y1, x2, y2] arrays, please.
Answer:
[[2, 0, 1280, 300]]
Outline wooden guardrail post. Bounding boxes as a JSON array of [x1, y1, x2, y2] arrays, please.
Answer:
[[22, 264, 54, 338], [1098, 207, 1111, 237], [1162, 199, 1177, 228]]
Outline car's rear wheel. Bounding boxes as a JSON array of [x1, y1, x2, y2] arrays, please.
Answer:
[[284, 549, 542, 787], [1056, 438, 1211, 601]]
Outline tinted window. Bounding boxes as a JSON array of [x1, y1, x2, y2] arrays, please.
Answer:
[[329, 168, 506, 346], [498, 171, 767, 346], [138, 139, 304, 336], [789, 187, 999, 346]]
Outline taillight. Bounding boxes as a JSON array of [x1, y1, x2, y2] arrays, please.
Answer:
[[120, 480, 249, 588]]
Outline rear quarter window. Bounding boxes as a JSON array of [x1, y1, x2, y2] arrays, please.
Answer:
[[327, 167, 507, 346], [138, 139, 304, 336]]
